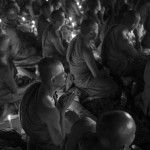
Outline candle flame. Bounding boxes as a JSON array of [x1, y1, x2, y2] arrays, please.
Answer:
[[69, 17, 72, 21], [22, 17, 26, 21], [72, 22, 75, 27], [32, 20, 35, 24], [8, 115, 11, 121], [0, 19, 2, 23]]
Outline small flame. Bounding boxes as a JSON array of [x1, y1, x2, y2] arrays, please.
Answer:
[[69, 17, 72, 21], [22, 17, 26, 21], [77, 2, 80, 6], [0, 19, 2, 23], [72, 22, 75, 27], [8, 115, 11, 121], [79, 5, 82, 9], [32, 20, 35, 24]]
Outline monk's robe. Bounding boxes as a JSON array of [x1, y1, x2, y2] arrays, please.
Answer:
[[42, 25, 68, 69], [101, 25, 145, 78], [37, 15, 50, 45], [20, 82, 61, 150], [138, 3, 150, 48], [142, 60, 150, 116], [0, 60, 18, 104], [67, 35, 118, 98], [5, 24, 21, 59]]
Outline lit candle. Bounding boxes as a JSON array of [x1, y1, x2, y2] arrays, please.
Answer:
[[0, 19, 2, 23], [71, 32, 76, 39], [8, 115, 13, 128], [72, 22, 75, 28], [32, 20, 35, 24], [77, 2, 80, 6], [22, 17, 26, 22], [79, 5, 82, 9], [69, 17, 72, 22]]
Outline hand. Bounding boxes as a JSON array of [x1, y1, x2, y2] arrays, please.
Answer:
[[59, 89, 78, 111]]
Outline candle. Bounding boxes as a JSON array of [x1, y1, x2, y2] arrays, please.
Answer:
[[72, 22, 75, 28], [69, 17, 72, 22], [22, 17, 26, 22], [8, 115, 13, 128], [79, 5, 82, 9], [32, 20, 35, 24]]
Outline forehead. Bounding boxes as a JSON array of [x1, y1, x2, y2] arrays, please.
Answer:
[[55, 64, 64, 75], [91, 23, 99, 31]]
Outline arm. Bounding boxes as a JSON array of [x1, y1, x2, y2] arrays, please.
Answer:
[[52, 35, 66, 56], [4, 70, 18, 94], [83, 47, 101, 78], [41, 106, 65, 146], [118, 32, 142, 59]]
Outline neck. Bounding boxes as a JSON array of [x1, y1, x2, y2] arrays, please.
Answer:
[[42, 83, 56, 97], [81, 34, 91, 47], [52, 25, 60, 31]]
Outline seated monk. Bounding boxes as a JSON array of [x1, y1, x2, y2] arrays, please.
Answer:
[[3, 5, 40, 60], [67, 19, 118, 99], [0, 34, 31, 119], [19, 57, 78, 150], [0, 35, 19, 105], [101, 10, 146, 80], [37, 1, 51, 45], [66, 110, 139, 150], [42, 10, 67, 67], [3, 4, 21, 58], [0, 34, 21, 120]]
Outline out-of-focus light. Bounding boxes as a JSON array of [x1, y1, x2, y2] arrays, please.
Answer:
[[0, 19, 2, 23], [7, 114, 13, 128], [77, 2, 80, 6], [8, 115, 11, 121], [32, 24, 35, 28], [32, 20, 35, 24], [46, 0, 48, 1], [72, 22, 75, 27], [22, 17, 26, 21], [79, 5, 82, 9], [69, 17, 72, 21], [71, 33, 76, 39]]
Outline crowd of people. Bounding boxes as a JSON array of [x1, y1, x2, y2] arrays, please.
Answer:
[[0, 0, 150, 150]]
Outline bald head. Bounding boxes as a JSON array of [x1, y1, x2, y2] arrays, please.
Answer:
[[96, 111, 136, 149], [51, 10, 64, 24], [121, 10, 140, 29], [81, 19, 98, 35], [38, 57, 63, 84]]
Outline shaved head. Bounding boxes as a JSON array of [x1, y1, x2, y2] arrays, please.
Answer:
[[38, 57, 63, 84], [121, 10, 140, 28]]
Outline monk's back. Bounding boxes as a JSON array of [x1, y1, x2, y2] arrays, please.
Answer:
[[20, 83, 60, 150]]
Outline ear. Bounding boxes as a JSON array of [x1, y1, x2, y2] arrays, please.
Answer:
[[51, 76, 55, 84]]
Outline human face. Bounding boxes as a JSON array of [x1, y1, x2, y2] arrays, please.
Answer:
[[52, 64, 67, 88], [89, 23, 99, 41]]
